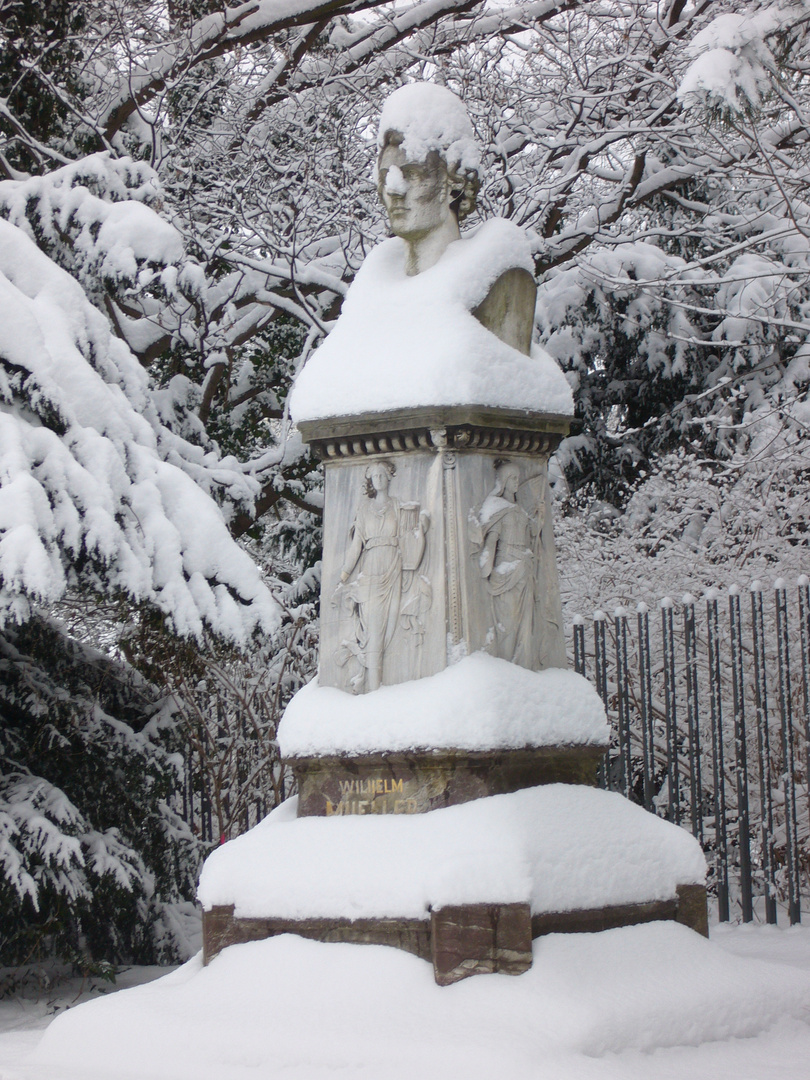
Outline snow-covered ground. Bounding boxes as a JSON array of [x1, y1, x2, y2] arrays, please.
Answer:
[[1, 917, 809, 1080]]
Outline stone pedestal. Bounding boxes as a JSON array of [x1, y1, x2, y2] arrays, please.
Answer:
[[202, 885, 708, 980], [430, 903, 533, 985], [290, 745, 605, 817], [199, 408, 710, 985], [301, 406, 572, 696]]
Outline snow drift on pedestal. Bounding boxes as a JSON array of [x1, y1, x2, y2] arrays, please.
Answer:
[[197, 785, 706, 921], [278, 652, 608, 756], [31, 926, 810, 1079]]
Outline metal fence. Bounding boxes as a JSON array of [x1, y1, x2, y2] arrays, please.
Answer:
[[570, 578, 810, 925]]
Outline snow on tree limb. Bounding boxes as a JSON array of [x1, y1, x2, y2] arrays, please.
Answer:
[[0, 216, 279, 641], [101, 0, 476, 139]]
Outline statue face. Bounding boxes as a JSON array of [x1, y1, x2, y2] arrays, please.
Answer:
[[367, 463, 392, 494], [496, 466, 520, 498], [378, 142, 453, 240]]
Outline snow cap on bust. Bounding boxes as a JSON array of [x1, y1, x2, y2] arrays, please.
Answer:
[[377, 82, 482, 178]]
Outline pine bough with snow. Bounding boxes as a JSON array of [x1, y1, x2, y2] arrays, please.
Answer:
[[0, 155, 282, 968]]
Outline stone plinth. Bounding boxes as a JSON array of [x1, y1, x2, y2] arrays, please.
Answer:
[[202, 884, 708, 980], [431, 902, 533, 985], [290, 745, 605, 817], [302, 406, 573, 696]]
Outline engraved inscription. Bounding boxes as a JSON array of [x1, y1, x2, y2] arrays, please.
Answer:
[[324, 776, 421, 815]]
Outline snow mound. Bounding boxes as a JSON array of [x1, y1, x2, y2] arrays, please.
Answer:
[[290, 219, 573, 422], [33, 926, 810, 1080], [197, 785, 706, 920], [377, 82, 481, 177], [279, 652, 607, 756]]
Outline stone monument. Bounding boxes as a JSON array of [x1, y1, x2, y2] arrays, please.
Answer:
[[199, 83, 708, 985]]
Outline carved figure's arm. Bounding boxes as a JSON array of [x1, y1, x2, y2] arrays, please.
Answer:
[[478, 523, 499, 578], [340, 523, 364, 582]]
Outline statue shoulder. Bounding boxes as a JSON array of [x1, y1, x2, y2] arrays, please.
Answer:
[[472, 266, 536, 356]]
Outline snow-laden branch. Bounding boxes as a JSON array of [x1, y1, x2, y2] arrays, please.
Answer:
[[101, 0, 476, 139]]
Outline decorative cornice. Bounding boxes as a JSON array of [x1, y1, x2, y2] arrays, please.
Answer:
[[298, 406, 575, 461]]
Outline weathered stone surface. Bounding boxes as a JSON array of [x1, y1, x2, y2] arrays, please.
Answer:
[[202, 905, 431, 967], [319, 445, 568, 694], [529, 883, 709, 940], [431, 902, 533, 986], [675, 882, 709, 937], [203, 888, 708, 975], [531, 899, 678, 938], [472, 268, 536, 355], [297, 404, 573, 449], [291, 745, 605, 817]]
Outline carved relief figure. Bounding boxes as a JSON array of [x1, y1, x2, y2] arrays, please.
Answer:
[[333, 460, 430, 692], [470, 461, 545, 669]]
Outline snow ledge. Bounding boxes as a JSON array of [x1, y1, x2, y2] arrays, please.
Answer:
[[278, 653, 609, 758]]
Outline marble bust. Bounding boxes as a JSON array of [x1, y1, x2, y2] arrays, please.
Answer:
[[289, 82, 573, 423], [376, 83, 536, 354]]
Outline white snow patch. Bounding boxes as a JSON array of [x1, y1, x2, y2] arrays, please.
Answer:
[[278, 653, 607, 756], [290, 219, 573, 421], [678, 10, 785, 114], [197, 785, 705, 920], [30, 924, 810, 1080], [376, 82, 481, 177]]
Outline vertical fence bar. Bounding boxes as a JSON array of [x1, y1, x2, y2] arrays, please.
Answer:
[[729, 585, 753, 922], [615, 608, 632, 799], [751, 581, 777, 924], [637, 603, 655, 811], [573, 616, 587, 677], [775, 580, 801, 924], [594, 611, 609, 790], [661, 598, 679, 823], [186, 749, 194, 833], [799, 575, 810, 862], [181, 746, 189, 823], [682, 594, 703, 845], [706, 589, 730, 922]]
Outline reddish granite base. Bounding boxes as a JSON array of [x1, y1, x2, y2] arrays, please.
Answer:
[[202, 884, 708, 985], [289, 745, 606, 817]]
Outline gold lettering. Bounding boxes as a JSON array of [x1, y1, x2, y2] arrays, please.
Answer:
[[338, 780, 353, 795], [376, 778, 384, 794], [393, 779, 404, 793], [394, 800, 405, 814]]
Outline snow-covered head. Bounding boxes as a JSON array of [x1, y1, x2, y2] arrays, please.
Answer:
[[492, 460, 521, 498], [376, 83, 481, 224]]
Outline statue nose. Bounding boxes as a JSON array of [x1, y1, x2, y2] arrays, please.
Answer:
[[384, 165, 408, 197]]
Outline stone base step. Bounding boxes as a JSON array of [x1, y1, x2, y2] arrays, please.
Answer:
[[202, 884, 707, 985]]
